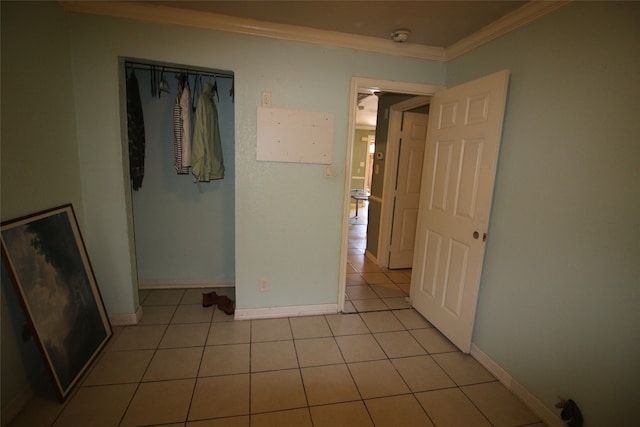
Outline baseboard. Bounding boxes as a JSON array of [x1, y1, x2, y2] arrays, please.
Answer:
[[364, 250, 377, 264], [138, 280, 235, 290], [108, 305, 143, 326], [234, 303, 338, 320], [1, 383, 33, 427], [470, 344, 564, 427]]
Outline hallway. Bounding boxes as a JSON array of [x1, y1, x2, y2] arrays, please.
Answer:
[[345, 200, 412, 314]]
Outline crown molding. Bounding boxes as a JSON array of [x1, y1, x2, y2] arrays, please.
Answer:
[[60, 1, 569, 63], [446, 0, 571, 60], [59, 1, 447, 61]]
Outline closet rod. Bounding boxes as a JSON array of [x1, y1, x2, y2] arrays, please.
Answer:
[[125, 61, 233, 80]]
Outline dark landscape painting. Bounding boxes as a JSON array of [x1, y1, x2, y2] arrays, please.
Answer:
[[1, 204, 112, 400]]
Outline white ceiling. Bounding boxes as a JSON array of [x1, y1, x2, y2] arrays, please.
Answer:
[[354, 93, 377, 129]]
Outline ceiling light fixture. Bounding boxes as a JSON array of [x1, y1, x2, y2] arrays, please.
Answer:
[[391, 29, 411, 43]]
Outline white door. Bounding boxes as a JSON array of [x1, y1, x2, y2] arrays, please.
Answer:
[[411, 70, 510, 353], [388, 112, 428, 269]]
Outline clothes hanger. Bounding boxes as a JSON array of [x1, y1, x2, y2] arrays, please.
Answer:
[[151, 65, 158, 97], [192, 74, 202, 112], [159, 67, 170, 96], [212, 76, 219, 103]]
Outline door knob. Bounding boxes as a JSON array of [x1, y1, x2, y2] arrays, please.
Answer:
[[473, 231, 479, 239]]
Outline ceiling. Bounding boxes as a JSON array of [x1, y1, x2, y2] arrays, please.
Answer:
[[152, 1, 528, 48]]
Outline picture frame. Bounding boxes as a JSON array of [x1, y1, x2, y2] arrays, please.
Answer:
[[1, 204, 112, 400]]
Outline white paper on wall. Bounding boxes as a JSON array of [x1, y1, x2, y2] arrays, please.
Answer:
[[257, 107, 334, 164]]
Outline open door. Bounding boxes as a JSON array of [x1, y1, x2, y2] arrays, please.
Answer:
[[388, 111, 428, 269], [411, 70, 510, 353]]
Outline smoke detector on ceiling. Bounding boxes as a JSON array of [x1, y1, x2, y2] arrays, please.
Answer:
[[391, 29, 411, 43]]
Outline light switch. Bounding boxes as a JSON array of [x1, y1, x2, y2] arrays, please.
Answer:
[[261, 91, 272, 107]]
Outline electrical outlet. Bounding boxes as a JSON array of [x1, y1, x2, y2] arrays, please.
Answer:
[[259, 277, 270, 292], [261, 91, 272, 107]]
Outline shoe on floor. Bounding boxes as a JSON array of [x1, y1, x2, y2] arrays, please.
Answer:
[[215, 295, 235, 315], [202, 291, 218, 307]]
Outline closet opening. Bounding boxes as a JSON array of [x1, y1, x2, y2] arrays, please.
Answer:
[[120, 58, 236, 303]]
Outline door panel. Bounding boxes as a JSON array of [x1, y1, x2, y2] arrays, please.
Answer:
[[411, 70, 510, 353], [388, 112, 428, 269]]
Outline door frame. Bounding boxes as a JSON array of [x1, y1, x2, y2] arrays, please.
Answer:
[[338, 77, 443, 311], [378, 96, 431, 270]]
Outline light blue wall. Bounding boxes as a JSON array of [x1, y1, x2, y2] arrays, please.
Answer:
[[67, 12, 446, 315], [448, 2, 640, 425], [130, 68, 235, 286], [1, 1, 84, 419]]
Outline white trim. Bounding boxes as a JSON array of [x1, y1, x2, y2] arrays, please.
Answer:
[[446, 1, 571, 60], [60, 1, 567, 62], [234, 303, 338, 320], [367, 194, 383, 204], [378, 96, 433, 269], [340, 78, 442, 313], [470, 344, 564, 427], [109, 305, 143, 326], [364, 250, 378, 264], [1, 384, 33, 427], [138, 280, 235, 290], [60, 1, 445, 61]]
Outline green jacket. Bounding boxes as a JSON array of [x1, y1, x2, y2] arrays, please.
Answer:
[[192, 82, 224, 182]]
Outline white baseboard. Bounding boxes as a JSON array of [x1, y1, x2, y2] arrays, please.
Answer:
[[1, 384, 33, 427], [364, 250, 377, 264], [234, 303, 338, 320], [108, 305, 143, 326], [470, 344, 564, 427], [138, 280, 235, 290]]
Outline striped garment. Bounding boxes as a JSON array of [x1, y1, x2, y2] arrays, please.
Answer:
[[173, 76, 192, 174]]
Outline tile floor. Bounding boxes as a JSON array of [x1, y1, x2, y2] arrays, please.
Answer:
[[344, 202, 412, 314], [8, 202, 547, 426]]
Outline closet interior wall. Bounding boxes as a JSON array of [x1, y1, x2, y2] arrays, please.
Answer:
[[125, 60, 236, 289]]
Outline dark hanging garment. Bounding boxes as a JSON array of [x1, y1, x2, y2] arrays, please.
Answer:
[[127, 70, 146, 190]]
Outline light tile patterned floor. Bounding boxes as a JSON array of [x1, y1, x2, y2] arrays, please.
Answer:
[[8, 204, 547, 426]]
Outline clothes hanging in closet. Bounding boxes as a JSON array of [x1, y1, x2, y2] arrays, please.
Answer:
[[126, 70, 146, 190], [192, 82, 224, 182], [173, 74, 192, 174]]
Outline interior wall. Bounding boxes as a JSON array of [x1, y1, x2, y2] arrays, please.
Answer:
[[447, 2, 640, 425], [1, 1, 84, 419], [130, 67, 235, 287], [66, 10, 446, 315], [351, 129, 372, 191]]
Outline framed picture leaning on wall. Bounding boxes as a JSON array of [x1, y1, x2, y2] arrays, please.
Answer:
[[1, 204, 112, 400]]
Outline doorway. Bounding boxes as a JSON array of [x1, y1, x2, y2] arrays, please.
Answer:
[[339, 78, 443, 311], [121, 58, 236, 295]]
